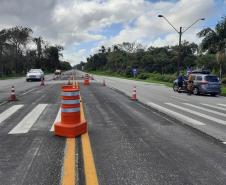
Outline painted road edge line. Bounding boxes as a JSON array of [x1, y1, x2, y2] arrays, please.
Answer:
[[81, 99, 99, 185], [50, 107, 61, 131], [61, 138, 76, 185], [148, 102, 206, 126]]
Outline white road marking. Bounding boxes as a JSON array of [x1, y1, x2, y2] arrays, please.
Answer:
[[0, 101, 7, 106], [22, 88, 37, 95], [50, 107, 61, 131], [201, 103, 226, 111], [148, 102, 205, 126], [166, 103, 226, 125], [9, 104, 48, 134], [170, 96, 189, 102], [223, 142, 226, 145], [0, 105, 24, 124], [184, 103, 226, 117], [218, 104, 226, 107]]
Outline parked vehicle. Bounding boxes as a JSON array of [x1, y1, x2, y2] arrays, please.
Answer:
[[26, 69, 44, 81], [173, 76, 188, 92], [173, 71, 221, 96]]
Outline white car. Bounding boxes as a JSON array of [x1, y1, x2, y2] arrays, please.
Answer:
[[26, 69, 44, 81]]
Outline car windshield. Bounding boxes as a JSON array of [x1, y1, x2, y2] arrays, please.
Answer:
[[205, 76, 219, 82], [29, 69, 41, 73]]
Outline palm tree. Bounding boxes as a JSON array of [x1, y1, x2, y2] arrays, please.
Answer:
[[197, 16, 226, 78]]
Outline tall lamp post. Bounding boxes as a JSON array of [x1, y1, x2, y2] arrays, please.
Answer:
[[158, 15, 205, 74]]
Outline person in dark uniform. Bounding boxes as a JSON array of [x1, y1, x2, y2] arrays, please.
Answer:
[[177, 72, 183, 92]]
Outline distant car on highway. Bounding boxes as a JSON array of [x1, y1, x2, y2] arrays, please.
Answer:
[[54, 69, 61, 75], [173, 70, 221, 96], [26, 69, 44, 81]]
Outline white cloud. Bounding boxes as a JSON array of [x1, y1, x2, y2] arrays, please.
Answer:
[[63, 49, 87, 66], [98, 0, 213, 48], [0, 0, 218, 64]]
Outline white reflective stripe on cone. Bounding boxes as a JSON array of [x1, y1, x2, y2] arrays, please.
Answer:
[[61, 91, 80, 96], [61, 107, 80, 113], [61, 99, 80, 105]]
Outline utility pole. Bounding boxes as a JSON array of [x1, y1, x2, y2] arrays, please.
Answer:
[[178, 26, 182, 73], [158, 15, 205, 75]]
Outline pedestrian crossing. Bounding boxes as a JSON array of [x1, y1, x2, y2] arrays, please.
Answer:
[[0, 104, 60, 135], [9, 104, 48, 134], [0, 102, 226, 136]]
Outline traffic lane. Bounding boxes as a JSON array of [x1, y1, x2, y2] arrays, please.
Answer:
[[80, 73, 226, 142], [81, 83, 226, 185], [91, 73, 226, 105], [0, 83, 66, 185], [0, 74, 54, 102]]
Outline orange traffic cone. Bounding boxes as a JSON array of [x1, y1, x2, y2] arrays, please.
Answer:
[[83, 74, 90, 85], [54, 85, 87, 138], [40, 78, 45, 86], [10, 86, 17, 101], [131, 86, 137, 101], [103, 79, 106, 86]]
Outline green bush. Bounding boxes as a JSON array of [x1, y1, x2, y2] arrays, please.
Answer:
[[221, 78, 226, 85], [137, 73, 150, 80], [148, 73, 176, 83]]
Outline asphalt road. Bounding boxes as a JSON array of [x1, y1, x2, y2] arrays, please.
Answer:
[[0, 74, 55, 103], [1, 71, 226, 185], [80, 81, 226, 185], [0, 81, 65, 185], [78, 70, 226, 143]]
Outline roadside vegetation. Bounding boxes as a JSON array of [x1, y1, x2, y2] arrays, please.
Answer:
[[76, 17, 226, 95], [0, 26, 71, 79], [76, 16, 226, 95]]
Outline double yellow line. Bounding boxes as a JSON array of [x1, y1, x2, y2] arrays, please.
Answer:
[[61, 99, 99, 185]]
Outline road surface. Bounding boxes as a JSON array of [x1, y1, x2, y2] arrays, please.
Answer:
[[0, 74, 54, 103], [79, 71, 226, 143], [1, 71, 226, 184]]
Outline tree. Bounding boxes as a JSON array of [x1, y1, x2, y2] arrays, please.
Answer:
[[7, 26, 33, 55], [197, 16, 226, 78], [43, 45, 63, 71], [33, 37, 44, 58]]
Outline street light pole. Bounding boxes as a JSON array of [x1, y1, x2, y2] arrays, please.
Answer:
[[158, 15, 205, 74]]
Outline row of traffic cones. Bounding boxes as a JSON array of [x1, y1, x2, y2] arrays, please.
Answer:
[[8, 78, 45, 101], [81, 73, 137, 101]]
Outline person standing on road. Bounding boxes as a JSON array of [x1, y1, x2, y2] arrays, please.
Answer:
[[177, 72, 183, 92], [187, 74, 193, 95]]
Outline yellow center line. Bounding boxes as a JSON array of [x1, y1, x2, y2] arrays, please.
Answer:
[[80, 99, 99, 185], [61, 138, 76, 185]]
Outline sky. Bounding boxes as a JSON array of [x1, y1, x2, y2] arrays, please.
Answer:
[[0, 0, 225, 66]]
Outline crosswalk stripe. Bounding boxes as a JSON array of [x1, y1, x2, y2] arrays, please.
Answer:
[[0, 105, 24, 124], [218, 104, 226, 107], [9, 104, 48, 134], [184, 103, 226, 117], [201, 103, 226, 111], [148, 102, 205, 126], [166, 103, 226, 125], [50, 107, 61, 131]]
